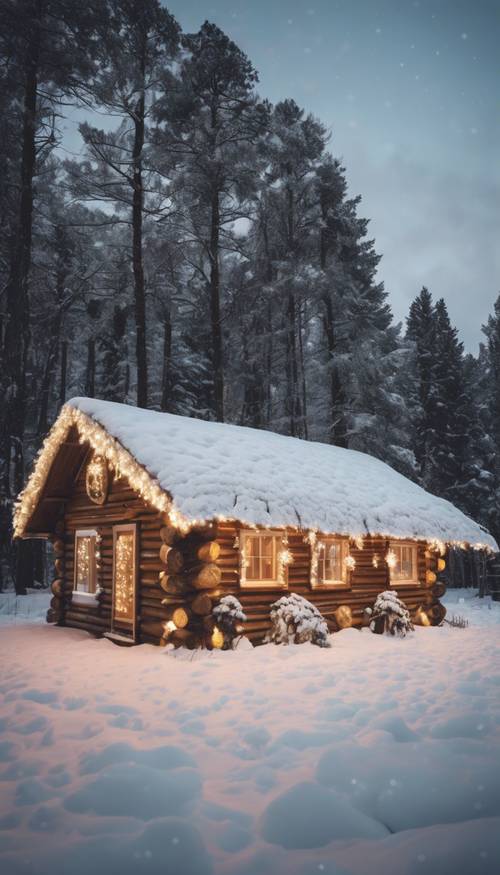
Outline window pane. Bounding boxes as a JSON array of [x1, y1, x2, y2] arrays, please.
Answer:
[[325, 542, 341, 580], [245, 537, 259, 580], [401, 546, 412, 578], [392, 544, 415, 580], [242, 534, 278, 583], [75, 536, 94, 592]]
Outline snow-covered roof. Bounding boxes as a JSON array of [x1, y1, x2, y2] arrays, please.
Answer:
[[15, 397, 497, 550]]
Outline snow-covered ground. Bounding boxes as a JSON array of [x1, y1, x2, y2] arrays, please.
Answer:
[[0, 590, 499, 875], [0, 591, 50, 626]]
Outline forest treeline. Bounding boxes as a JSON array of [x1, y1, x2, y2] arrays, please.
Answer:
[[1, 0, 499, 590]]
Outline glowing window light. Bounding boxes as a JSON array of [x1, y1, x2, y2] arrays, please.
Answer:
[[113, 531, 135, 622], [74, 529, 97, 593]]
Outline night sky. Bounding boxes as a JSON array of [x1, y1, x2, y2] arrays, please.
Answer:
[[163, 0, 499, 351]]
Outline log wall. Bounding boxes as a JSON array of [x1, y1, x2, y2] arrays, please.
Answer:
[[49, 455, 446, 646], [214, 522, 442, 643]]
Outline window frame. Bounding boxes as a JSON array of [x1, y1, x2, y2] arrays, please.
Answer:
[[312, 536, 351, 589], [73, 528, 98, 603], [239, 529, 287, 589], [389, 540, 419, 586], [111, 523, 138, 640]]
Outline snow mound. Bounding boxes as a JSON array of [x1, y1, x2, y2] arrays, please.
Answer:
[[58, 397, 496, 547], [260, 781, 388, 848]]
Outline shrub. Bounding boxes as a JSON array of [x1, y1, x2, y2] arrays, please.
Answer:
[[212, 595, 247, 648], [266, 593, 330, 647], [366, 590, 414, 637]]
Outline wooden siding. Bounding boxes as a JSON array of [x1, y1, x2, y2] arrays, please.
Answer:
[[215, 522, 434, 643]]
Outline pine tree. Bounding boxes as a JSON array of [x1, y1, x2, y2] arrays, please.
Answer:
[[155, 21, 267, 422]]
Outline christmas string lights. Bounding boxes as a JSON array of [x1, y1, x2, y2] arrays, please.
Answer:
[[114, 532, 134, 619]]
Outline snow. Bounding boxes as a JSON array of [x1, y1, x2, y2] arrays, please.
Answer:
[[0, 590, 50, 626], [64, 397, 496, 549], [0, 590, 499, 874]]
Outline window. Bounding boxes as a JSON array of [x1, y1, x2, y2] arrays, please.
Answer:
[[73, 529, 97, 600], [240, 530, 286, 588], [389, 541, 418, 585], [314, 537, 350, 587]]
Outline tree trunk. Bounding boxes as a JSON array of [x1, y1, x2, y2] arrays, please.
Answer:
[[37, 311, 62, 436], [323, 293, 348, 447], [131, 58, 148, 408], [160, 313, 172, 412], [0, 5, 41, 595], [286, 292, 301, 437], [209, 187, 224, 422], [1, 3, 41, 499], [297, 299, 308, 440], [59, 340, 68, 405], [85, 339, 95, 397]]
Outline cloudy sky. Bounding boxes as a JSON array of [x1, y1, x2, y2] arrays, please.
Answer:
[[164, 0, 498, 351]]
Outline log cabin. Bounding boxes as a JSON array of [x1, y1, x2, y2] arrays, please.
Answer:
[[13, 398, 497, 647]]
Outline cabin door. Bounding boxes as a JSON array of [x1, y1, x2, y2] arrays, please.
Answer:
[[111, 523, 138, 641]]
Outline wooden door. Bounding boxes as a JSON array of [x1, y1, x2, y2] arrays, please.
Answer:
[[111, 523, 138, 641]]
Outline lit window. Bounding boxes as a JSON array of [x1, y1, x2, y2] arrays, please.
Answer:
[[240, 530, 285, 588], [389, 542, 418, 585], [315, 537, 350, 587], [74, 529, 97, 595]]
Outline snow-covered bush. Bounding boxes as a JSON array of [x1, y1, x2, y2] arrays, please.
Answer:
[[366, 590, 414, 637], [212, 595, 247, 648], [266, 593, 330, 647]]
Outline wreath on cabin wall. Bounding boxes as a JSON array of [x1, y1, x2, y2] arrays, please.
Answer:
[[85, 453, 109, 505]]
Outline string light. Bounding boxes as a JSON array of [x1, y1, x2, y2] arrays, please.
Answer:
[[385, 549, 397, 570], [114, 532, 134, 619], [85, 454, 108, 504], [75, 536, 92, 592], [372, 553, 380, 568], [277, 543, 294, 585], [14, 404, 496, 554], [345, 554, 356, 572], [305, 530, 319, 586], [211, 626, 224, 649]]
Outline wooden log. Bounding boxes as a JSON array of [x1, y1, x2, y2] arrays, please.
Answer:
[[188, 522, 218, 542], [170, 628, 196, 649], [160, 525, 179, 545], [54, 558, 64, 576], [431, 582, 446, 599], [426, 602, 447, 625], [51, 579, 64, 597], [159, 544, 186, 574], [190, 592, 213, 616], [187, 541, 220, 563], [159, 573, 191, 596], [202, 615, 216, 634], [190, 563, 222, 590], [171, 607, 191, 629], [140, 618, 170, 639], [159, 543, 171, 564], [65, 610, 109, 628]]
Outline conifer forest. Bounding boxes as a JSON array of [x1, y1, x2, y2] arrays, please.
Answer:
[[1, 0, 499, 591]]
